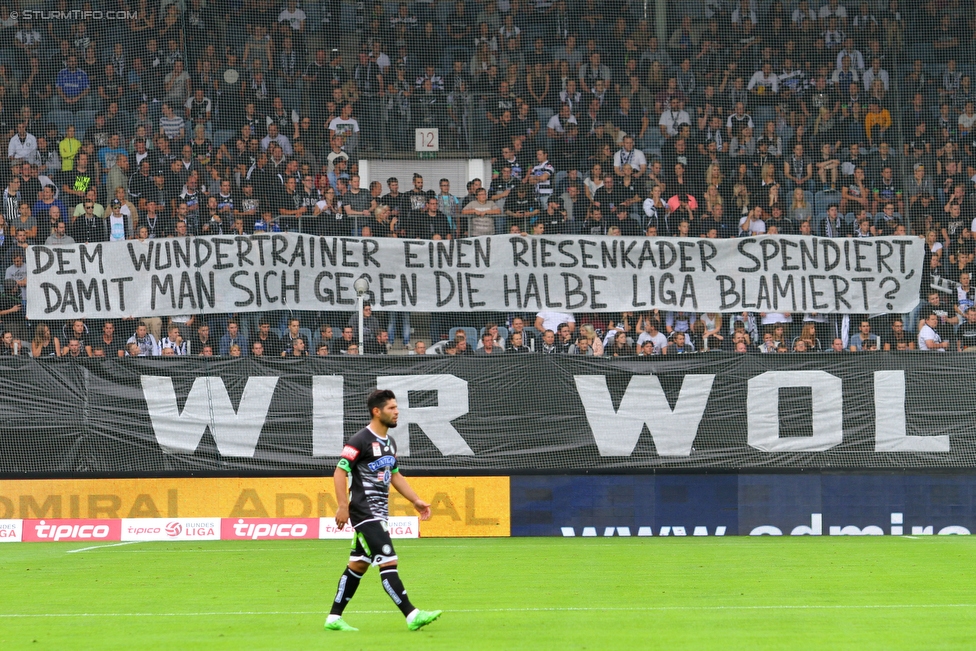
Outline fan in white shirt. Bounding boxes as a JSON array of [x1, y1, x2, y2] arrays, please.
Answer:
[[792, 0, 816, 25], [862, 60, 889, 92], [835, 39, 865, 71], [613, 137, 647, 177], [636, 328, 668, 353], [747, 64, 779, 95], [739, 206, 766, 235], [959, 103, 976, 134], [7, 125, 37, 162], [277, 1, 307, 31], [818, 0, 848, 26], [658, 98, 690, 138], [917, 313, 947, 351]]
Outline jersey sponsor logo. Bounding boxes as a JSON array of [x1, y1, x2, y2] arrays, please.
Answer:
[[24, 518, 121, 542], [377, 469, 392, 485], [366, 455, 396, 472], [0, 519, 23, 542], [220, 517, 319, 540], [341, 445, 360, 461], [372, 442, 382, 457], [121, 518, 220, 541]]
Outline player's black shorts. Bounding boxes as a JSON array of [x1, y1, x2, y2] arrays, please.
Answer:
[[349, 519, 398, 565]]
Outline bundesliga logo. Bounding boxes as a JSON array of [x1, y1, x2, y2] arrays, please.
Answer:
[[165, 522, 183, 537]]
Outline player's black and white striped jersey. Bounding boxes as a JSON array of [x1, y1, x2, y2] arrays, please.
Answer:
[[339, 427, 399, 526]]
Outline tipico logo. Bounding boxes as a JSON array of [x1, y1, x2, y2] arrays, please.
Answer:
[[25, 519, 118, 542], [220, 518, 319, 540]]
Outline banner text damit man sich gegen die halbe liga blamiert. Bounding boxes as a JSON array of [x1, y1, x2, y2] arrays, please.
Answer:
[[25, 234, 924, 319]]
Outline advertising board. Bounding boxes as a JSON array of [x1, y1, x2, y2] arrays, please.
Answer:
[[1, 477, 509, 538], [511, 473, 976, 537]]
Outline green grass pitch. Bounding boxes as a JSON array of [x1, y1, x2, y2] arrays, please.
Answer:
[[2, 537, 975, 650]]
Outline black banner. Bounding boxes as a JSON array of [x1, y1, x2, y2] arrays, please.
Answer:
[[0, 354, 971, 476]]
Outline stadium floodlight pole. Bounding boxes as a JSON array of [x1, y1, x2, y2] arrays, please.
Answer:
[[354, 277, 370, 348]]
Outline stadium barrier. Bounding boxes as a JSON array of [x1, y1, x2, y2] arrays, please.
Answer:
[[0, 477, 510, 538], [1, 516, 419, 544], [3, 355, 976, 539], [0, 355, 971, 474], [7, 472, 976, 540], [511, 473, 976, 537]]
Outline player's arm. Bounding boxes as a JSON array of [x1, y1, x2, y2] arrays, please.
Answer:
[[333, 442, 361, 528], [391, 472, 432, 521], [333, 465, 350, 528]]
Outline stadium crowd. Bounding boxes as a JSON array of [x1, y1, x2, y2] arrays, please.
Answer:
[[0, 0, 973, 355]]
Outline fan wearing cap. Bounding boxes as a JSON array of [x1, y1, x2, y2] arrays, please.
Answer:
[[864, 98, 891, 148], [107, 198, 132, 242]]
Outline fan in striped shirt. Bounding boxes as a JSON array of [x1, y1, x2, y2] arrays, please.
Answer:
[[1, 178, 20, 226], [527, 148, 555, 204], [159, 104, 186, 142]]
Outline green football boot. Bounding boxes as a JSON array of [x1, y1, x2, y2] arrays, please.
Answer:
[[407, 610, 443, 631], [324, 618, 358, 632]]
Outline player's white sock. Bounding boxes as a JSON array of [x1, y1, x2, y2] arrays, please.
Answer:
[[405, 609, 419, 624], [326, 614, 341, 624]]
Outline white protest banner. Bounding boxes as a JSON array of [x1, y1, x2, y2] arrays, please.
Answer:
[[25, 234, 924, 319]]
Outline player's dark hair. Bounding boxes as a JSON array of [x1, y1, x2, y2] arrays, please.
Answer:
[[367, 389, 396, 418]]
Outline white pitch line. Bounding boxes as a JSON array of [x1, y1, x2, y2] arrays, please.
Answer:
[[66, 541, 140, 554], [2, 604, 975, 618], [111, 547, 321, 553], [111, 543, 521, 553]]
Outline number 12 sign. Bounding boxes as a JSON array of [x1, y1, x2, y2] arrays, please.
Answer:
[[415, 128, 439, 152]]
